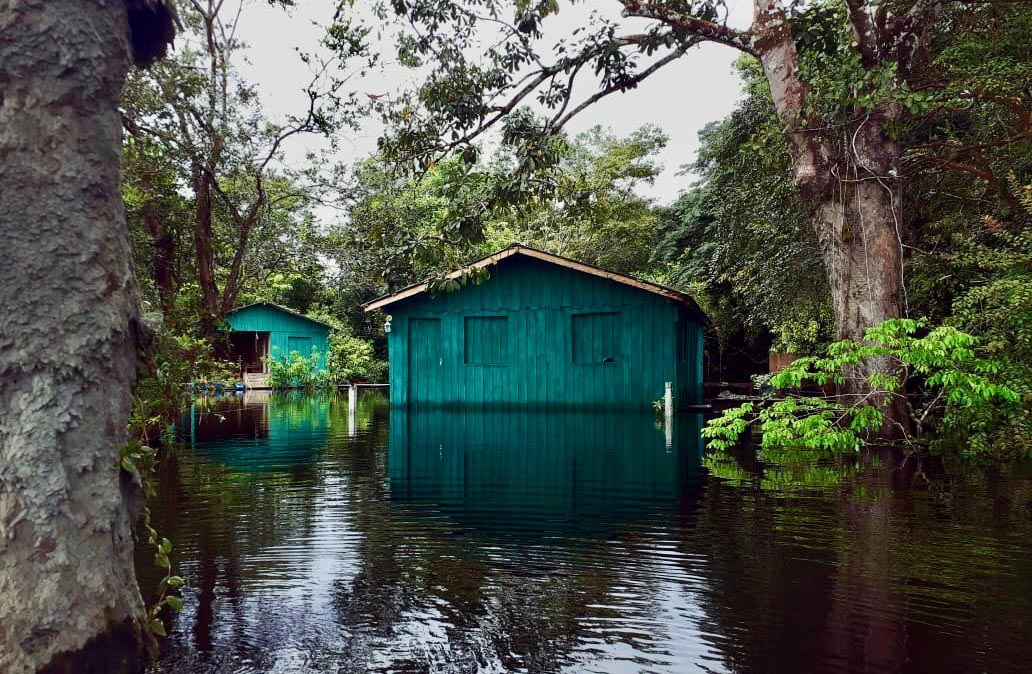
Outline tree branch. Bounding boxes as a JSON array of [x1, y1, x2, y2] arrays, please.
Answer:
[[619, 1, 757, 55], [844, 0, 878, 66], [549, 44, 693, 131]]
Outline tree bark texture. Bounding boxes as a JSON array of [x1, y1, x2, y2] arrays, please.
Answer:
[[801, 122, 909, 431], [193, 169, 220, 337], [0, 1, 150, 672], [142, 181, 177, 315], [749, 1, 906, 432], [808, 127, 903, 345], [752, 2, 904, 345]]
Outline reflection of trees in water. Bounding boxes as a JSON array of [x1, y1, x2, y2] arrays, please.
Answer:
[[146, 393, 347, 657], [141, 395, 1032, 673], [689, 451, 1032, 674]]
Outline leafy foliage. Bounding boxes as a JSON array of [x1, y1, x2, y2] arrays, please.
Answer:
[[267, 348, 332, 390], [329, 125, 668, 296], [941, 178, 1032, 455], [122, 0, 373, 333], [703, 319, 1022, 455], [652, 58, 831, 353], [328, 333, 387, 384]]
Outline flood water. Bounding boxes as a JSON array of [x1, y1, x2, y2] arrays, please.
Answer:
[[141, 392, 1032, 673]]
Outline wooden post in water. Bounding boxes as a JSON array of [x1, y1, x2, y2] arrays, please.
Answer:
[[664, 382, 674, 448], [348, 384, 358, 437]]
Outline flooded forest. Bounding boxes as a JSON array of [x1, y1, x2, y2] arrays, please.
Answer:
[[1, 1, 1030, 673]]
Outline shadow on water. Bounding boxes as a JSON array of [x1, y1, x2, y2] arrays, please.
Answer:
[[140, 392, 1032, 674]]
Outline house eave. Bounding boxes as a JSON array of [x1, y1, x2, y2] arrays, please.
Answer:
[[361, 244, 706, 319], [225, 301, 334, 331]]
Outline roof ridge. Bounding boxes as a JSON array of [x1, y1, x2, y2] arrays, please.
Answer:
[[227, 301, 335, 329], [362, 246, 706, 319]]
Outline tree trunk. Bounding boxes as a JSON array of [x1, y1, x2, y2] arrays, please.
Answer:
[[800, 119, 910, 435], [807, 124, 903, 345], [751, 3, 904, 341], [0, 1, 152, 672], [142, 182, 177, 315], [221, 216, 257, 316], [193, 169, 220, 337], [751, 4, 908, 433], [812, 124, 910, 435]]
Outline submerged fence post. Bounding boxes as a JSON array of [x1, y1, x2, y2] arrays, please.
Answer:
[[348, 384, 358, 437], [664, 382, 674, 448]]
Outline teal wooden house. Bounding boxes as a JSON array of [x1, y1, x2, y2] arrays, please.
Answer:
[[364, 245, 707, 409], [222, 303, 331, 383]]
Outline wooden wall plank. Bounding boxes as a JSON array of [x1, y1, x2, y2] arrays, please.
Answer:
[[386, 255, 704, 408]]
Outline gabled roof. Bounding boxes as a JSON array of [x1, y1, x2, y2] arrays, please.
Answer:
[[362, 244, 706, 317], [226, 301, 335, 330]]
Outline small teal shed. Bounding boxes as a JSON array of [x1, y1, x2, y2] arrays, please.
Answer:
[[223, 302, 331, 378], [364, 245, 707, 409]]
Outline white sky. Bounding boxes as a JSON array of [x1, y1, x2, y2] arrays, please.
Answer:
[[233, 0, 750, 206]]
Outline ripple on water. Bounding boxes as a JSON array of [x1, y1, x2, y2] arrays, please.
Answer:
[[141, 394, 1032, 674]]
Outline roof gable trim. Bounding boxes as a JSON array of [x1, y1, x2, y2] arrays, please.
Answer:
[[226, 301, 334, 330], [361, 245, 704, 316]]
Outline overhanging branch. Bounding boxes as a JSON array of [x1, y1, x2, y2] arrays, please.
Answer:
[[548, 43, 694, 131], [619, 0, 756, 55]]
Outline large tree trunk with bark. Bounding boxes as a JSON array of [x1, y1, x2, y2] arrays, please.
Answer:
[[752, 2, 907, 433], [791, 124, 908, 432], [0, 1, 152, 671], [805, 122, 903, 344], [802, 120, 911, 435], [142, 181, 177, 315], [751, 2, 903, 338], [193, 169, 221, 337]]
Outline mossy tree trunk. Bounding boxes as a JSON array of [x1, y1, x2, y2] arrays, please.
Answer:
[[0, 1, 158, 671]]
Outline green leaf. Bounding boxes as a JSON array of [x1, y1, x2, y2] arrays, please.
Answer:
[[166, 596, 184, 611], [149, 618, 167, 637]]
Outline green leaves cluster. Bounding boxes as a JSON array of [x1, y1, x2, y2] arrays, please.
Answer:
[[267, 348, 332, 390], [331, 124, 668, 303], [703, 318, 1023, 456], [941, 180, 1032, 455], [122, 456, 183, 638], [145, 531, 185, 637], [328, 333, 387, 384]]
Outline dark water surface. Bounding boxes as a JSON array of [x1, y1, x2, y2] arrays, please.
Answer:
[[141, 392, 1032, 674]]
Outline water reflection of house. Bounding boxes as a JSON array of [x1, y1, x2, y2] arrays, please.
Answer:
[[388, 407, 704, 536], [183, 394, 332, 472], [219, 302, 331, 389], [364, 245, 707, 408]]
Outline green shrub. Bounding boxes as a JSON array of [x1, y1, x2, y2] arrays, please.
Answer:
[[266, 347, 332, 389], [703, 319, 1022, 456], [328, 332, 387, 383]]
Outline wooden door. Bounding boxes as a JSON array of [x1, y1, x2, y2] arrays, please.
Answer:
[[408, 318, 443, 404]]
